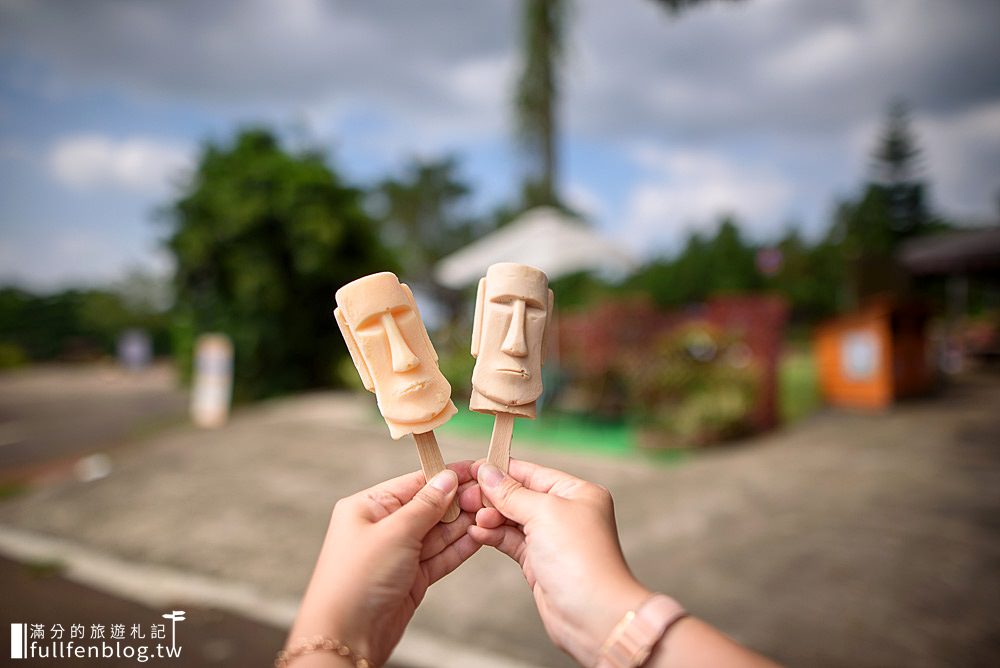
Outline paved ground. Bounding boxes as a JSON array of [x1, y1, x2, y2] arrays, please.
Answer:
[[0, 363, 187, 474], [1, 365, 999, 667], [0, 556, 287, 667]]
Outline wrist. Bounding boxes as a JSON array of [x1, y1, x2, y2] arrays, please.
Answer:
[[288, 596, 374, 664], [277, 635, 371, 668], [594, 593, 687, 668], [569, 576, 652, 666]]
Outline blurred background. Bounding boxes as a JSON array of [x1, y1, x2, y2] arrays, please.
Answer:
[[1, 1, 998, 666]]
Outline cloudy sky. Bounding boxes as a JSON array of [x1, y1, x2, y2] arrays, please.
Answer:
[[1, 0, 999, 289]]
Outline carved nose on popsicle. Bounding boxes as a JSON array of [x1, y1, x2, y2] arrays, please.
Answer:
[[382, 312, 420, 372], [500, 299, 529, 357]]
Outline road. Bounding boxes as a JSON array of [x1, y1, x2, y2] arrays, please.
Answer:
[[0, 556, 287, 667], [1, 364, 998, 666], [0, 364, 187, 476]]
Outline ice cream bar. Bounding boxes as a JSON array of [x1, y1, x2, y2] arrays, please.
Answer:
[[470, 263, 553, 477], [335, 272, 460, 522]]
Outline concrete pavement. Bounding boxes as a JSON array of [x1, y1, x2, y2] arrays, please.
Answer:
[[0, 555, 288, 667], [1, 367, 999, 666], [0, 363, 187, 473]]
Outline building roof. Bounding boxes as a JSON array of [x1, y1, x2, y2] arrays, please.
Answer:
[[899, 226, 1000, 276], [434, 207, 636, 288]]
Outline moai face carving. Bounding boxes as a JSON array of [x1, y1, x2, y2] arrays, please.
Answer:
[[470, 263, 553, 415], [335, 272, 456, 439]]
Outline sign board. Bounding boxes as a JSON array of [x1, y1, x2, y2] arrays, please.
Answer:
[[841, 330, 879, 381], [118, 329, 152, 371]]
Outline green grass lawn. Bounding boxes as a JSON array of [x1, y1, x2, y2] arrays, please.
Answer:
[[438, 348, 820, 460], [778, 348, 821, 425], [440, 402, 637, 454], [438, 402, 688, 464]]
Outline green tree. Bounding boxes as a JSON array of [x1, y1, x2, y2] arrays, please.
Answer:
[[0, 286, 169, 363], [165, 129, 394, 400], [626, 217, 760, 307], [708, 218, 760, 293], [764, 229, 842, 321], [870, 100, 933, 240], [515, 0, 743, 209], [373, 155, 486, 330], [833, 100, 948, 304], [839, 101, 938, 256], [374, 156, 480, 287]]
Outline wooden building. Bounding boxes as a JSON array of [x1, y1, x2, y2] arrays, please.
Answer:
[[815, 300, 932, 410]]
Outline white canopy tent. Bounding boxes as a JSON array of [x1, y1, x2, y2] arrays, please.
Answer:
[[434, 206, 636, 288]]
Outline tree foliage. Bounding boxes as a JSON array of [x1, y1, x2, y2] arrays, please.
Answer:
[[619, 101, 953, 321], [872, 100, 922, 185], [621, 216, 844, 322], [373, 156, 480, 287], [832, 100, 950, 303], [165, 129, 394, 400], [627, 218, 762, 306], [0, 286, 169, 365]]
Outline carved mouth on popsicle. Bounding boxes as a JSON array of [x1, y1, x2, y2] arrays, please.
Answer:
[[497, 368, 530, 378], [398, 380, 430, 396]]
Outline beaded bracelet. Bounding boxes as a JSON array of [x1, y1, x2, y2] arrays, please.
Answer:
[[274, 635, 372, 668]]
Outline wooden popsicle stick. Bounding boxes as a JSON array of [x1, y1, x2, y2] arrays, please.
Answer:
[[412, 430, 461, 523], [482, 412, 515, 509], [487, 412, 515, 473]]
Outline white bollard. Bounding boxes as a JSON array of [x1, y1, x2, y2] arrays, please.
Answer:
[[191, 333, 233, 429]]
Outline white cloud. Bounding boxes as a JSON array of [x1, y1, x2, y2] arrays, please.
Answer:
[[566, 182, 606, 220], [0, 0, 516, 134], [918, 101, 1000, 222], [48, 135, 192, 194], [2, 0, 999, 288], [845, 100, 1000, 223], [623, 146, 792, 252], [761, 24, 860, 86], [445, 53, 514, 112], [0, 227, 137, 290]]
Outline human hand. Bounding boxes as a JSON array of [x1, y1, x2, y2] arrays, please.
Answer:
[[468, 459, 652, 666], [286, 460, 484, 667]]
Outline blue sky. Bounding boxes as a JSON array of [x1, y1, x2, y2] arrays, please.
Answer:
[[2, 0, 999, 289]]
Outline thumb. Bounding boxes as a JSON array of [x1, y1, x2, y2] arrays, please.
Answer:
[[390, 469, 459, 539], [478, 464, 542, 525]]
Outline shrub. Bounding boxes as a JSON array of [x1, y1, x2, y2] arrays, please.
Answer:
[[625, 323, 759, 446]]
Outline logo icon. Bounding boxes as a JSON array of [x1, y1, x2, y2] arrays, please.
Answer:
[[10, 623, 26, 660], [161, 610, 186, 655]]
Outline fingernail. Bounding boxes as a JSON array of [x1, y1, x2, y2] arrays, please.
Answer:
[[430, 469, 457, 493], [478, 463, 503, 488]]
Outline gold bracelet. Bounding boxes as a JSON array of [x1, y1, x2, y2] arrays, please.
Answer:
[[274, 635, 372, 668]]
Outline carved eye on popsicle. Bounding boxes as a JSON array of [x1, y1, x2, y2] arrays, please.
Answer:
[[470, 263, 553, 488], [335, 271, 459, 522]]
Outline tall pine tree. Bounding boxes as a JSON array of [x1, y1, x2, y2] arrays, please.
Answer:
[[870, 100, 932, 241]]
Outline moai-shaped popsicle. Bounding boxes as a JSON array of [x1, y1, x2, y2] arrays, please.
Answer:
[[335, 272, 461, 523], [471, 263, 553, 482]]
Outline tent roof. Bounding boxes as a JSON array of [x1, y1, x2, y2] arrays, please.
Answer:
[[434, 207, 636, 288]]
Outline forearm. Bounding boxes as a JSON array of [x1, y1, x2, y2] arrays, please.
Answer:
[[644, 616, 780, 668], [582, 580, 778, 668]]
